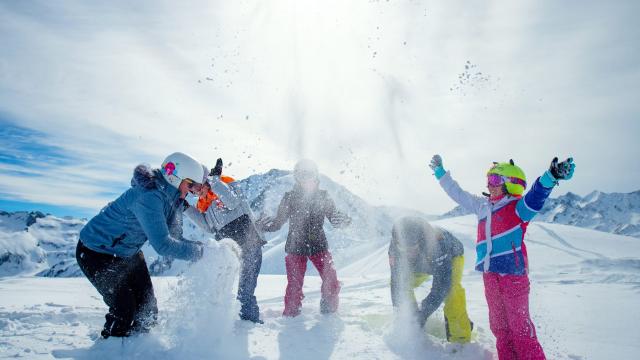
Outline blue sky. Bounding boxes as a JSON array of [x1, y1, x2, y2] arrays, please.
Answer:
[[1, 0, 639, 217]]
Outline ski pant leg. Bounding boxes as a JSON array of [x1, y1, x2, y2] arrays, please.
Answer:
[[501, 274, 546, 360], [76, 241, 137, 337], [484, 272, 517, 359], [220, 215, 264, 321], [284, 254, 307, 316], [309, 251, 340, 313], [237, 241, 263, 321], [128, 251, 158, 333], [443, 255, 472, 343]]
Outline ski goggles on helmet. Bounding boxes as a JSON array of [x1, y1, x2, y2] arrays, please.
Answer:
[[487, 173, 526, 188], [487, 174, 505, 187]]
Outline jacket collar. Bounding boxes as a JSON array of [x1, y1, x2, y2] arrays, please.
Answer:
[[153, 169, 181, 203]]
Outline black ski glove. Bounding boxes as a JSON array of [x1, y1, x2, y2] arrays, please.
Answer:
[[210, 158, 223, 177], [549, 157, 575, 180]]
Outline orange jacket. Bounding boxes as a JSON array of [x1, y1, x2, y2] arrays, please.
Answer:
[[196, 175, 236, 213]]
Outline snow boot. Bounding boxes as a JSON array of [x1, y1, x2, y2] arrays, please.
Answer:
[[239, 295, 263, 323], [239, 306, 264, 324], [282, 307, 301, 317], [101, 313, 132, 339], [320, 297, 338, 314]]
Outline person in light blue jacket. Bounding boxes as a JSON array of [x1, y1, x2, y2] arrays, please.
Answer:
[[76, 152, 206, 339]]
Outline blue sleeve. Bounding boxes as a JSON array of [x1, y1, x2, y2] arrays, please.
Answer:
[[168, 205, 184, 240], [516, 177, 554, 222], [132, 193, 201, 261]]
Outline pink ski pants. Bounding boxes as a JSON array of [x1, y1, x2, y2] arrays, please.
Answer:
[[483, 272, 546, 360]]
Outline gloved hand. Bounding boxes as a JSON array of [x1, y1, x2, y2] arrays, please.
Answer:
[[192, 241, 205, 261], [429, 154, 446, 180], [550, 157, 575, 180], [210, 158, 223, 177], [330, 212, 352, 227], [255, 214, 275, 232], [540, 157, 575, 188]]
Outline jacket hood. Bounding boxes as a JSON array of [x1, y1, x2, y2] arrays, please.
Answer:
[[131, 164, 158, 189]]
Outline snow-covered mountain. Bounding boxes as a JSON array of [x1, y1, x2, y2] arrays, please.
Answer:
[[0, 211, 85, 277], [2, 171, 637, 279], [0, 169, 429, 278], [440, 190, 640, 238]]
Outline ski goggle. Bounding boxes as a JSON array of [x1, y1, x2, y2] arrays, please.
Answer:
[[296, 170, 316, 181], [487, 174, 526, 188], [183, 178, 203, 191], [487, 174, 505, 187]]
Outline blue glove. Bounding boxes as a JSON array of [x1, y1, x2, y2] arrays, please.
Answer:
[[429, 154, 446, 180], [540, 157, 575, 188]]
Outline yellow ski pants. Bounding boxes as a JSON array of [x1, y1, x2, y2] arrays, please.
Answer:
[[412, 256, 472, 343]]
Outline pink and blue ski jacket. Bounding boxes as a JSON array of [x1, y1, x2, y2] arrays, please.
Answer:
[[438, 172, 553, 275]]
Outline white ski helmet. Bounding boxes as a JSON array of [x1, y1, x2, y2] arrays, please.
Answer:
[[294, 159, 319, 183], [160, 152, 206, 188]]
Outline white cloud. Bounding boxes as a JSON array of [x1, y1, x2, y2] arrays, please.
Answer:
[[0, 0, 638, 214]]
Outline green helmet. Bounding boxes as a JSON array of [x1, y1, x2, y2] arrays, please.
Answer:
[[487, 160, 527, 196]]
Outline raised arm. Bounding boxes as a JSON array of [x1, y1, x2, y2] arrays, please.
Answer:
[[208, 177, 242, 210], [430, 155, 485, 215], [516, 157, 576, 222]]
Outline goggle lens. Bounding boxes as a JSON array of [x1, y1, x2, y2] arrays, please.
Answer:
[[487, 174, 505, 187]]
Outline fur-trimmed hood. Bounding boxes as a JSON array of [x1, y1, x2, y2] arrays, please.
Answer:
[[131, 164, 157, 189]]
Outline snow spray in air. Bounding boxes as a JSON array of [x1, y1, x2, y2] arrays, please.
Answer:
[[161, 238, 241, 357]]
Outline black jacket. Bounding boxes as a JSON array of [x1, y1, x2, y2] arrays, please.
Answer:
[[262, 187, 350, 256], [389, 217, 464, 321]]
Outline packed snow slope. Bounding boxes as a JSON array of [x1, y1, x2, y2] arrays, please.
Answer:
[[1, 215, 639, 359]]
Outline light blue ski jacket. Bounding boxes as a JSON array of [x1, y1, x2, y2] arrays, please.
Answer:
[[79, 165, 202, 260]]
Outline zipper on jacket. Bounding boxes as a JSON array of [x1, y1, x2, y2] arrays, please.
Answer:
[[512, 242, 520, 268]]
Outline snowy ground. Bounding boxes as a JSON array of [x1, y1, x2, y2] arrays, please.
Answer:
[[1, 217, 639, 359]]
